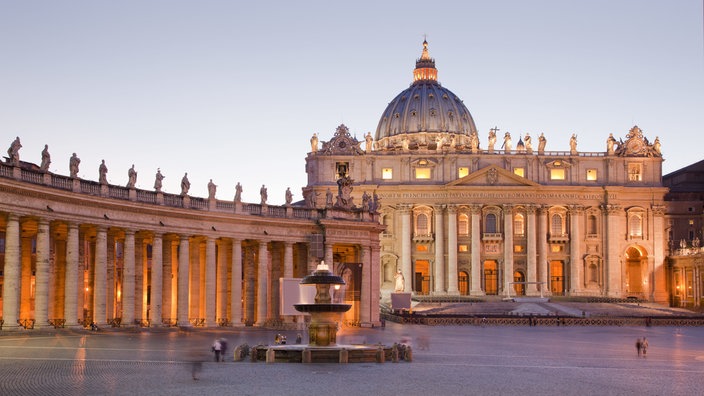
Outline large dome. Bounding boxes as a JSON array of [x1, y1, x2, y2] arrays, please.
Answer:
[[375, 41, 477, 149]]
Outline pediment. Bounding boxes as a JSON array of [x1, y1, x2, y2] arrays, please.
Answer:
[[447, 165, 539, 187]]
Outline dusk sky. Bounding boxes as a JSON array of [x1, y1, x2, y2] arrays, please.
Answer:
[[2, 1, 703, 203]]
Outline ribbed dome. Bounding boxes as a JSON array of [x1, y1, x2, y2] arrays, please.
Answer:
[[375, 41, 477, 148]]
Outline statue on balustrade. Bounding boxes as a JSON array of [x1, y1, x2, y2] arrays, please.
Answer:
[[569, 134, 578, 153], [538, 133, 547, 154], [154, 168, 164, 192], [7, 136, 21, 166], [260, 184, 268, 205], [208, 179, 217, 199], [181, 173, 190, 196], [99, 160, 108, 185], [69, 153, 81, 178], [234, 182, 242, 202], [40, 144, 51, 171], [127, 165, 137, 188], [310, 133, 319, 153], [285, 187, 293, 205]]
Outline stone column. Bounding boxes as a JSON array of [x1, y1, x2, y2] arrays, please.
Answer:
[[123, 230, 136, 326], [569, 205, 583, 294], [134, 236, 145, 321], [162, 238, 173, 323], [369, 245, 381, 326], [651, 205, 668, 303], [256, 240, 269, 326], [604, 205, 623, 297], [503, 205, 514, 297], [360, 246, 371, 325], [324, 243, 334, 267], [284, 242, 294, 278], [216, 239, 228, 324], [231, 239, 243, 326], [433, 205, 445, 294], [447, 205, 459, 294], [537, 206, 549, 296], [177, 235, 190, 326], [34, 219, 51, 328], [399, 204, 412, 292], [64, 223, 80, 327], [94, 226, 108, 326], [21, 237, 32, 319], [151, 233, 163, 326], [526, 206, 538, 295], [2, 214, 20, 329], [205, 237, 217, 327], [470, 205, 484, 296]]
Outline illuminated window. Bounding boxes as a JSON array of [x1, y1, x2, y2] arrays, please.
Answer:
[[551, 245, 562, 253], [586, 169, 597, 181], [689, 219, 694, 225], [550, 168, 565, 180], [415, 168, 431, 179], [458, 214, 469, 236], [458, 244, 469, 252], [628, 163, 642, 181], [336, 162, 349, 179], [458, 167, 469, 178], [514, 245, 524, 253], [513, 167, 525, 177], [514, 214, 525, 236], [416, 245, 428, 252], [485, 213, 497, 233], [382, 168, 393, 180]]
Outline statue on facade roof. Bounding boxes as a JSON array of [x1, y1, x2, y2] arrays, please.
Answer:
[[569, 134, 578, 154], [154, 168, 164, 192], [365, 132, 373, 153], [69, 153, 81, 178], [208, 179, 217, 199], [652, 136, 661, 156], [180, 173, 190, 196], [502, 132, 512, 153], [7, 136, 21, 166], [538, 133, 547, 154], [310, 133, 319, 153], [524, 134, 533, 154], [469, 130, 479, 153], [98, 160, 108, 185], [234, 182, 242, 202], [127, 164, 137, 188], [40, 144, 51, 171], [488, 128, 498, 153], [325, 188, 333, 208], [607, 133, 617, 155]]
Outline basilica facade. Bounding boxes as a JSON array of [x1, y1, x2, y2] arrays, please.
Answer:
[[305, 41, 669, 303]]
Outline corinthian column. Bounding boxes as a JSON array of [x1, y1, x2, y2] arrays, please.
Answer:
[[2, 214, 20, 329], [651, 205, 668, 303], [34, 219, 51, 328], [569, 205, 584, 295], [399, 204, 412, 292], [433, 205, 445, 293], [360, 246, 371, 324], [604, 205, 623, 297], [537, 206, 548, 296], [526, 206, 538, 295], [470, 205, 484, 296], [503, 205, 514, 297], [447, 205, 459, 294]]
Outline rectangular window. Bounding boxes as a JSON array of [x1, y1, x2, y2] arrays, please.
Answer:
[[628, 163, 642, 181], [514, 245, 524, 253], [458, 167, 469, 178], [551, 245, 562, 253], [458, 244, 469, 252], [415, 168, 431, 179], [586, 169, 597, 181], [550, 169, 565, 180], [513, 167, 525, 177], [382, 168, 393, 180], [335, 162, 349, 179], [416, 245, 428, 252]]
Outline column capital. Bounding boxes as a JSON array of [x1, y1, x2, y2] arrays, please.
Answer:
[[568, 204, 584, 214], [525, 204, 537, 215], [470, 204, 482, 214], [397, 203, 413, 214], [446, 204, 458, 214], [602, 204, 623, 215], [651, 204, 666, 216], [432, 204, 446, 211], [502, 204, 513, 214]]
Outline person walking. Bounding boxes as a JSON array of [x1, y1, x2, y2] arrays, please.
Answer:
[[219, 338, 228, 362], [635, 337, 642, 357], [641, 337, 648, 357], [212, 339, 222, 362]]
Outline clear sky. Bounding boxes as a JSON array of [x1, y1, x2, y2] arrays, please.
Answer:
[[2, 1, 703, 204]]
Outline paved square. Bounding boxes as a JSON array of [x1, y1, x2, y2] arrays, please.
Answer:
[[1, 323, 703, 395]]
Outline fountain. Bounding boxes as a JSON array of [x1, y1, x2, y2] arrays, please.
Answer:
[[248, 261, 400, 363]]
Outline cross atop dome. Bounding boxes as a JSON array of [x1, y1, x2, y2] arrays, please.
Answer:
[[413, 39, 438, 83]]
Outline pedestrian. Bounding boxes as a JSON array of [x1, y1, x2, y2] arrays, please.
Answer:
[[188, 345, 207, 381], [635, 337, 642, 357], [295, 333, 302, 344], [641, 337, 648, 357], [219, 338, 228, 362], [212, 339, 222, 362]]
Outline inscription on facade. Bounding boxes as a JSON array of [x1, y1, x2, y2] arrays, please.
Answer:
[[380, 192, 614, 201]]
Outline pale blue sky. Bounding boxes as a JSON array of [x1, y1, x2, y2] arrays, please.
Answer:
[[2, 1, 703, 203]]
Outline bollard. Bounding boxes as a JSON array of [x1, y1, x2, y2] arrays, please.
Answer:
[[376, 346, 385, 363], [405, 346, 413, 362], [266, 348, 275, 363], [392, 344, 399, 363], [339, 348, 348, 363], [302, 348, 312, 363]]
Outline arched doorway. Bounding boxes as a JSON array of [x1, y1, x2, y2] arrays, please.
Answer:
[[513, 271, 525, 296], [550, 261, 564, 296], [458, 271, 469, 295], [626, 246, 647, 296], [484, 261, 498, 295]]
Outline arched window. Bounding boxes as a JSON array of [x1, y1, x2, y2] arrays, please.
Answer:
[[629, 214, 643, 237], [485, 213, 497, 233], [514, 214, 525, 236], [551, 214, 563, 236], [416, 214, 429, 235], [458, 214, 469, 236]]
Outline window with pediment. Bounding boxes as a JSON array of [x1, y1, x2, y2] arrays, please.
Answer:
[[629, 213, 643, 238], [482, 208, 503, 240], [548, 207, 568, 242], [458, 213, 469, 236], [413, 206, 434, 239], [514, 213, 525, 237]]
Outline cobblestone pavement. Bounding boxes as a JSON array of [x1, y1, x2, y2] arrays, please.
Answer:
[[1, 323, 704, 396]]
